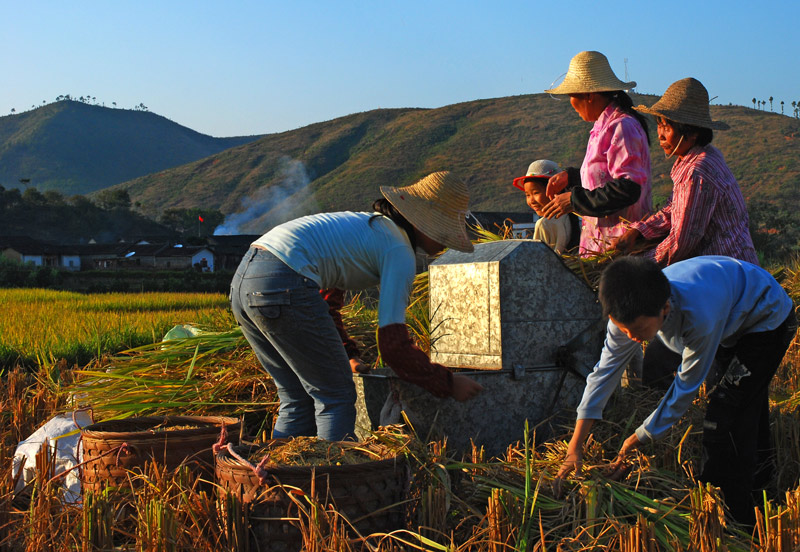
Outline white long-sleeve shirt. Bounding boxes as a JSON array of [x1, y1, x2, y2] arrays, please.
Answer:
[[253, 211, 416, 328]]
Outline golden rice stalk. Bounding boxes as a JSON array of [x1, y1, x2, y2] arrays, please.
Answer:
[[688, 482, 728, 551], [754, 484, 800, 551]]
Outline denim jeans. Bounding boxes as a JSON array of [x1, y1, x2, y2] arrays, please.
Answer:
[[699, 310, 797, 525], [230, 247, 357, 441]]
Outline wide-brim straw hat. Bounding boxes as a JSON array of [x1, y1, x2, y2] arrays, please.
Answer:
[[545, 51, 636, 95], [634, 77, 729, 130], [381, 171, 474, 253]]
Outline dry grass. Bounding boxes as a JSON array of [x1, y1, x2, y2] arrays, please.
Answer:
[[3, 251, 800, 550]]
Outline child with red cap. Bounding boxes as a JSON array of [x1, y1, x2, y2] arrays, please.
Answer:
[[513, 159, 580, 254]]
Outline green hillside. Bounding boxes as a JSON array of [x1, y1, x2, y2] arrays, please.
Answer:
[[4, 94, 799, 257], [116, 94, 800, 230], [0, 101, 262, 195]]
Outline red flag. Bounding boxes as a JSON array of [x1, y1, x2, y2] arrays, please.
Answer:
[[198, 215, 204, 222]]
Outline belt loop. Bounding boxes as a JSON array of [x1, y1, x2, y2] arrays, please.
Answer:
[[247, 246, 258, 262]]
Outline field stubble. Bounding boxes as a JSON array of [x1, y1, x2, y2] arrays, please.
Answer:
[[1, 264, 800, 549]]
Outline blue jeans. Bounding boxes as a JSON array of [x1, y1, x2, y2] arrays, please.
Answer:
[[230, 247, 357, 441]]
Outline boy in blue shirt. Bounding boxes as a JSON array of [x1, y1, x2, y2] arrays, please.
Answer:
[[556, 256, 796, 525]]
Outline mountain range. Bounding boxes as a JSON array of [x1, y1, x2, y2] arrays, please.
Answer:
[[0, 100, 262, 196], [1, 96, 799, 237]]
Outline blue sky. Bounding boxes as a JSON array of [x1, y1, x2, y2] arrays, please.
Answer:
[[3, 1, 799, 137]]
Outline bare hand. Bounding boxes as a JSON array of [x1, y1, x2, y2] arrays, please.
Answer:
[[605, 461, 632, 481], [611, 228, 642, 255], [553, 451, 582, 498], [604, 433, 641, 479], [350, 358, 370, 374], [556, 450, 583, 479], [451, 374, 484, 402], [540, 192, 572, 219], [546, 172, 569, 199]]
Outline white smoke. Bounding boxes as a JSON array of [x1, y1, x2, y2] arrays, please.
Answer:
[[214, 157, 318, 235]]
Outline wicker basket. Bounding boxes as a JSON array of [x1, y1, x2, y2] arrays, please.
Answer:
[[81, 415, 240, 492], [216, 441, 409, 551]]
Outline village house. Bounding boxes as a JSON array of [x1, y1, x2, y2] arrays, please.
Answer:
[[1, 213, 536, 276], [0, 236, 80, 271], [205, 234, 260, 271], [93, 243, 216, 272]]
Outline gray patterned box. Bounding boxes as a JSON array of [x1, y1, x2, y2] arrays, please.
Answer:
[[355, 240, 606, 454]]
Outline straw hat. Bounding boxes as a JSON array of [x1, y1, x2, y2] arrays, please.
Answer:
[[381, 171, 474, 253], [545, 51, 635, 95], [634, 78, 729, 130], [512, 159, 561, 190]]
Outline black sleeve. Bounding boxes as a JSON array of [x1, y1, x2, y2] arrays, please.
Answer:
[[570, 178, 642, 217], [563, 167, 582, 191]]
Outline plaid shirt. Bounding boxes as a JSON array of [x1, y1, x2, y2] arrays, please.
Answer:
[[631, 145, 758, 266]]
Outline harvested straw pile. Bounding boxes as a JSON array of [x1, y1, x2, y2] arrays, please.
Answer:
[[248, 437, 390, 467], [62, 328, 277, 421]]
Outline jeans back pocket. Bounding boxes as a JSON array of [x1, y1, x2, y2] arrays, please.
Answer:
[[247, 290, 291, 319]]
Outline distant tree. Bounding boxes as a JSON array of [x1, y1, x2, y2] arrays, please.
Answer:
[[69, 194, 96, 216], [160, 207, 224, 237], [189, 208, 225, 236], [160, 208, 188, 232], [752, 98, 756, 109], [43, 190, 66, 205], [10, 108, 14, 114], [0, 186, 22, 211], [22, 187, 47, 206], [769, 96, 773, 111], [112, 102, 117, 108], [781, 100, 784, 114], [94, 189, 131, 211]]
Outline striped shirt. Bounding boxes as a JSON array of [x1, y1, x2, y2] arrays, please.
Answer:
[[630, 145, 758, 266]]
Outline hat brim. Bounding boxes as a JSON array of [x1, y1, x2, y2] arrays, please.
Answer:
[[545, 80, 637, 95], [512, 175, 550, 191], [380, 186, 474, 253], [634, 105, 729, 130]]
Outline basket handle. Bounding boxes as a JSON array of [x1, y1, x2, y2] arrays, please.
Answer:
[[223, 443, 273, 486], [71, 408, 94, 430], [46, 442, 131, 487], [212, 424, 229, 455]]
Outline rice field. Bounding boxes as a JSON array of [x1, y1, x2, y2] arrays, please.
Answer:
[[1, 256, 800, 550], [0, 288, 233, 368]]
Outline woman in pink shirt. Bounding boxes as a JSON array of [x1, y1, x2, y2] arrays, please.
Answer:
[[541, 51, 652, 257]]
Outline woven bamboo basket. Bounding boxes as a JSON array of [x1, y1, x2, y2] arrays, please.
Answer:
[[81, 415, 240, 492], [216, 441, 409, 551]]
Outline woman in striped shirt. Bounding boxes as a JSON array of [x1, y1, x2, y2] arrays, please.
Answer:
[[612, 78, 758, 266]]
